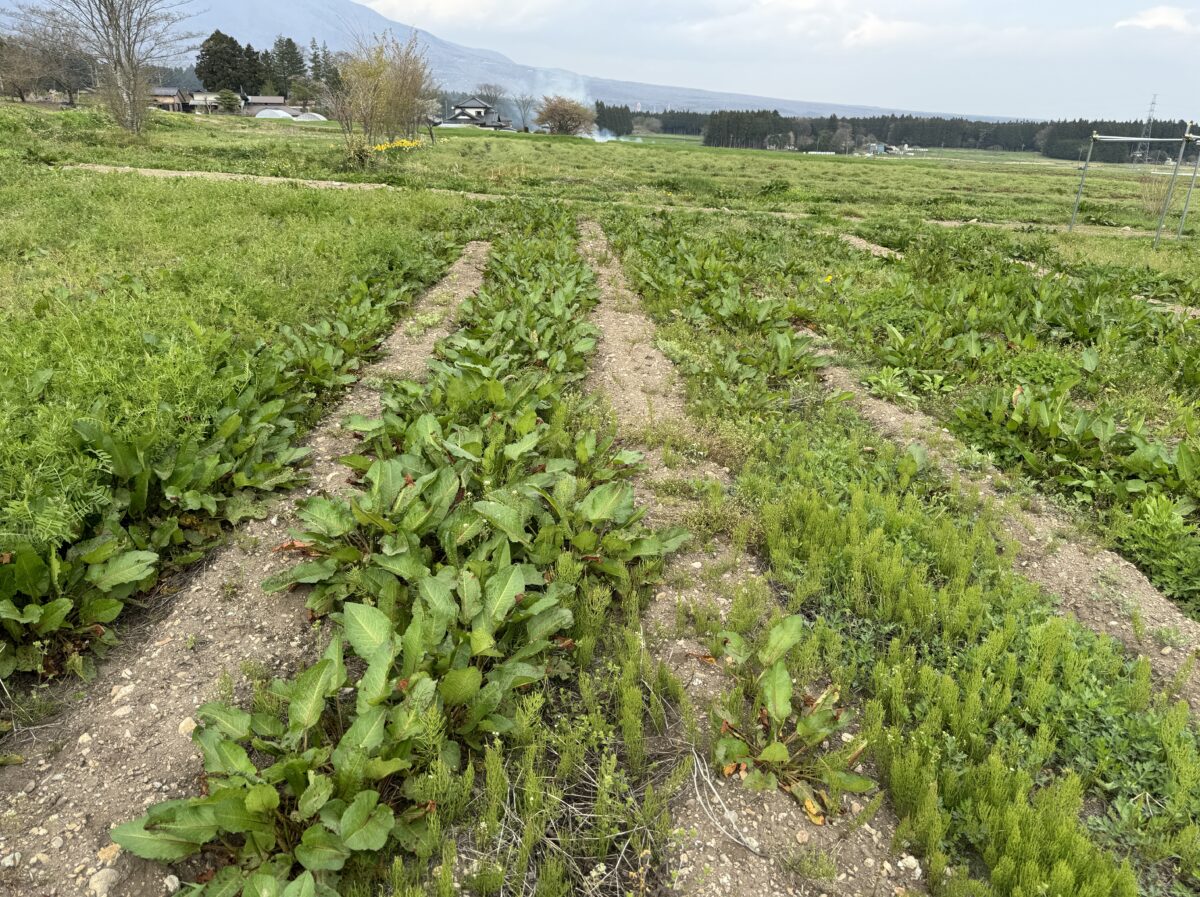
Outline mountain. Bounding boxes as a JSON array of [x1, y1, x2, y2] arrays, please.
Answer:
[[180, 0, 962, 118]]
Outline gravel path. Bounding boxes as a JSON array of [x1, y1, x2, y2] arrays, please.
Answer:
[[0, 243, 490, 897]]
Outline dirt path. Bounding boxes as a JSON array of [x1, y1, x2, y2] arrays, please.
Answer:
[[931, 218, 1160, 239], [809, 347, 1200, 710], [579, 220, 926, 897], [62, 164, 499, 202], [0, 243, 490, 897], [63, 163, 816, 223]]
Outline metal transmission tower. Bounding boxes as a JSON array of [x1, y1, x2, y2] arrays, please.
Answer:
[[1135, 94, 1158, 164]]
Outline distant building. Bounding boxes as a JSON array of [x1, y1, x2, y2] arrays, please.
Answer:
[[443, 97, 512, 130], [190, 91, 228, 114], [243, 96, 289, 116], [150, 87, 190, 113]]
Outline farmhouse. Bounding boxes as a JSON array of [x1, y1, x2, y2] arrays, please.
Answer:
[[150, 87, 189, 113], [242, 95, 289, 116], [444, 96, 512, 130], [189, 91, 227, 114]]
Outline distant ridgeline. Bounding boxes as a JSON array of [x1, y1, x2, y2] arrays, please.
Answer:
[[595, 103, 1193, 161]]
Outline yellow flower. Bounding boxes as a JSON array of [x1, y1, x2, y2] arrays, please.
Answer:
[[824, 275, 834, 283]]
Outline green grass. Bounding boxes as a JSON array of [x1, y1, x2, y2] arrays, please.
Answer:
[[0, 160, 473, 550], [4, 102, 1195, 232]]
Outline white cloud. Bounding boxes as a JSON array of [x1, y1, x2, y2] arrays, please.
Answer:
[[843, 13, 931, 46], [1115, 5, 1200, 34]]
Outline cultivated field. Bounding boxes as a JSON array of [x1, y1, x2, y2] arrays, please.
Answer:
[[2, 102, 1200, 897]]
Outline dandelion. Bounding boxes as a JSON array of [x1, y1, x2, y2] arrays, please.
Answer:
[[824, 275, 834, 283]]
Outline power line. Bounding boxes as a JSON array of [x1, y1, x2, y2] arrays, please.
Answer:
[[1135, 93, 1157, 164]]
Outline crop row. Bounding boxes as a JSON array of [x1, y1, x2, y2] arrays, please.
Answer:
[[0, 205, 466, 681], [604, 208, 1200, 895], [623, 211, 1200, 616], [113, 205, 693, 896]]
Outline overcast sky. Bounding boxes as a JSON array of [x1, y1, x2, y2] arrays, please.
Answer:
[[364, 1, 1198, 120]]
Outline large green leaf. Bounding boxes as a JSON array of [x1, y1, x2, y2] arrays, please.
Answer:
[[288, 660, 334, 734], [525, 606, 573, 644], [298, 497, 356, 538], [503, 431, 540, 461], [111, 814, 205, 861], [418, 572, 458, 643], [438, 666, 483, 707], [262, 559, 338, 594], [342, 603, 393, 661], [757, 615, 807, 667], [294, 824, 350, 871], [298, 774, 334, 820], [576, 482, 634, 524], [473, 500, 530, 545], [339, 790, 395, 852], [197, 702, 252, 740], [282, 873, 317, 897], [196, 728, 257, 776], [32, 598, 72, 636], [481, 564, 524, 629], [86, 550, 158, 592], [761, 661, 793, 725]]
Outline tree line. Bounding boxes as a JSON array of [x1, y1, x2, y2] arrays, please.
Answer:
[[194, 31, 341, 101], [699, 109, 1196, 161]]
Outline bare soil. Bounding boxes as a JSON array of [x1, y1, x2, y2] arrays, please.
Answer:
[[0, 244, 490, 897], [63, 164, 499, 202], [838, 234, 899, 259], [580, 220, 925, 896]]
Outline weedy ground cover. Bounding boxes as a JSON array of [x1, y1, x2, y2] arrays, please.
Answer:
[[604, 208, 1200, 895], [111, 205, 692, 897], [0, 161, 478, 678], [2, 102, 1187, 229], [613, 210, 1200, 616], [6, 104, 1200, 897]]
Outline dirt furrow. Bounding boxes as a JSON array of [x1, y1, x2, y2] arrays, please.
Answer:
[[579, 220, 925, 897], [812, 352, 1200, 710], [0, 243, 490, 897], [62, 164, 499, 202]]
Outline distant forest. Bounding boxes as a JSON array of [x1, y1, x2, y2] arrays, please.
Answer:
[[594, 102, 1195, 163]]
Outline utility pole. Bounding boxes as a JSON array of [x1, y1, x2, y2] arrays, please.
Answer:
[[1135, 94, 1157, 165]]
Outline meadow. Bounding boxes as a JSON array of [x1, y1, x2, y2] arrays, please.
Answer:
[[2, 101, 1199, 897]]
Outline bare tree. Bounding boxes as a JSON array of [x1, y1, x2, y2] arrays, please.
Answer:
[[4, 21, 95, 104], [535, 95, 595, 136], [513, 92, 535, 131], [474, 80, 506, 108], [326, 32, 434, 163], [0, 33, 45, 100], [12, 0, 194, 131]]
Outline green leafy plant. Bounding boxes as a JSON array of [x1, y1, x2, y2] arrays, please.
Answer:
[[712, 616, 873, 817]]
